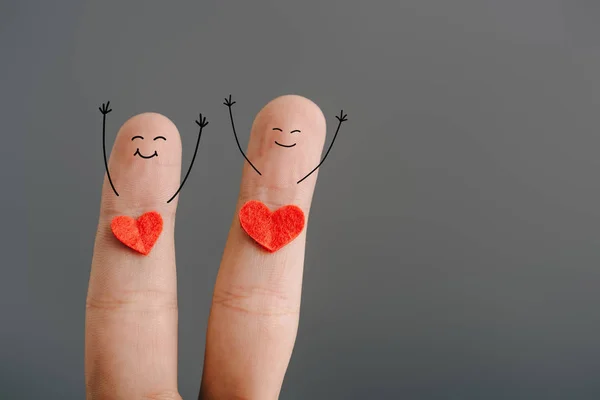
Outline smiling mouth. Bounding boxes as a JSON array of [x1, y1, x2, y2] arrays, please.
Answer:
[[274, 141, 297, 148], [134, 149, 158, 159]]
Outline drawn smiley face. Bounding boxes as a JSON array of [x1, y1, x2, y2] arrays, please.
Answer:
[[244, 95, 326, 183], [272, 127, 301, 148], [106, 112, 183, 203], [131, 134, 167, 159]]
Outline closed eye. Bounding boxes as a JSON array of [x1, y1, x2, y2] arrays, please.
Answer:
[[272, 128, 283, 132], [131, 135, 144, 141], [153, 136, 167, 141], [290, 130, 301, 134]]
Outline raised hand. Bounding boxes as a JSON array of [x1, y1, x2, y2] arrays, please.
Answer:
[[336, 109, 348, 123], [223, 94, 236, 107], [195, 113, 209, 128], [99, 101, 112, 115]]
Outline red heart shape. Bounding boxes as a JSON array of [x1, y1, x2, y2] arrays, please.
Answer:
[[239, 200, 305, 252], [110, 211, 163, 255]]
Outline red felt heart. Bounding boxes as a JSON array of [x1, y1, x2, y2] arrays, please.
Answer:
[[110, 211, 163, 255], [239, 200, 305, 252]]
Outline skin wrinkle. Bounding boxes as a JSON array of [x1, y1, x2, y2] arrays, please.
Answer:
[[212, 283, 300, 317], [86, 289, 178, 312], [141, 391, 183, 400]]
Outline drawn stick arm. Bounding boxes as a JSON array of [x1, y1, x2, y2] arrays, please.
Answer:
[[100, 101, 119, 196], [297, 112, 346, 184], [225, 95, 261, 176], [166, 116, 207, 204]]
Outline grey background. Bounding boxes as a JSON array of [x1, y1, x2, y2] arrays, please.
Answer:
[[3, 0, 600, 398]]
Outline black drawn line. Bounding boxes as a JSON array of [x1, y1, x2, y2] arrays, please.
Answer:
[[290, 129, 301, 134], [166, 113, 208, 203], [272, 127, 283, 131], [297, 109, 348, 184], [154, 136, 166, 141], [131, 135, 144, 141], [100, 101, 119, 196], [224, 94, 262, 176], [275, 141, 296, 148], [134, 149, 158, 159]]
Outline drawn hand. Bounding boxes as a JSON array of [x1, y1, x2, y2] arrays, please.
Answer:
[[336, 109, 348, 123], [223, 94, 236, 108], [99, 101, 112, 115], [195, 113, 209, 128]]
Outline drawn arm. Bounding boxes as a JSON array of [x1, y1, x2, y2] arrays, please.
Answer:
[[166, 113, 208, 204], [297, 110, 348, 184], [99, 101, 119, 196], [224, 94, 261, 176]]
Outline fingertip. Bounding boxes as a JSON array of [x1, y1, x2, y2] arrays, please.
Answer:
[[103, 112, 183, 214], [245, 95, 326, 189]]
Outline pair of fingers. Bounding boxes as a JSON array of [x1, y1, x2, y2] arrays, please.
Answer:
[[86, 96, 327, 399]]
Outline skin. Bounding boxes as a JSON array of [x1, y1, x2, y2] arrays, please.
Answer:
[[86, 95, 340, 399]]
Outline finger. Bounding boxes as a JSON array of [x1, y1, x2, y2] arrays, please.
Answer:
[[86, 113, 183, 399], [201, 95, 327, 399]]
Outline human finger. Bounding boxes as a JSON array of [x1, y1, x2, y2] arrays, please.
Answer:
[[86, 113, 182, 399], [200, 95, 327, 399]]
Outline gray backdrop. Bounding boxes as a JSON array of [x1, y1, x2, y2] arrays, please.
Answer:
[[3, 0, 600, 398]]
